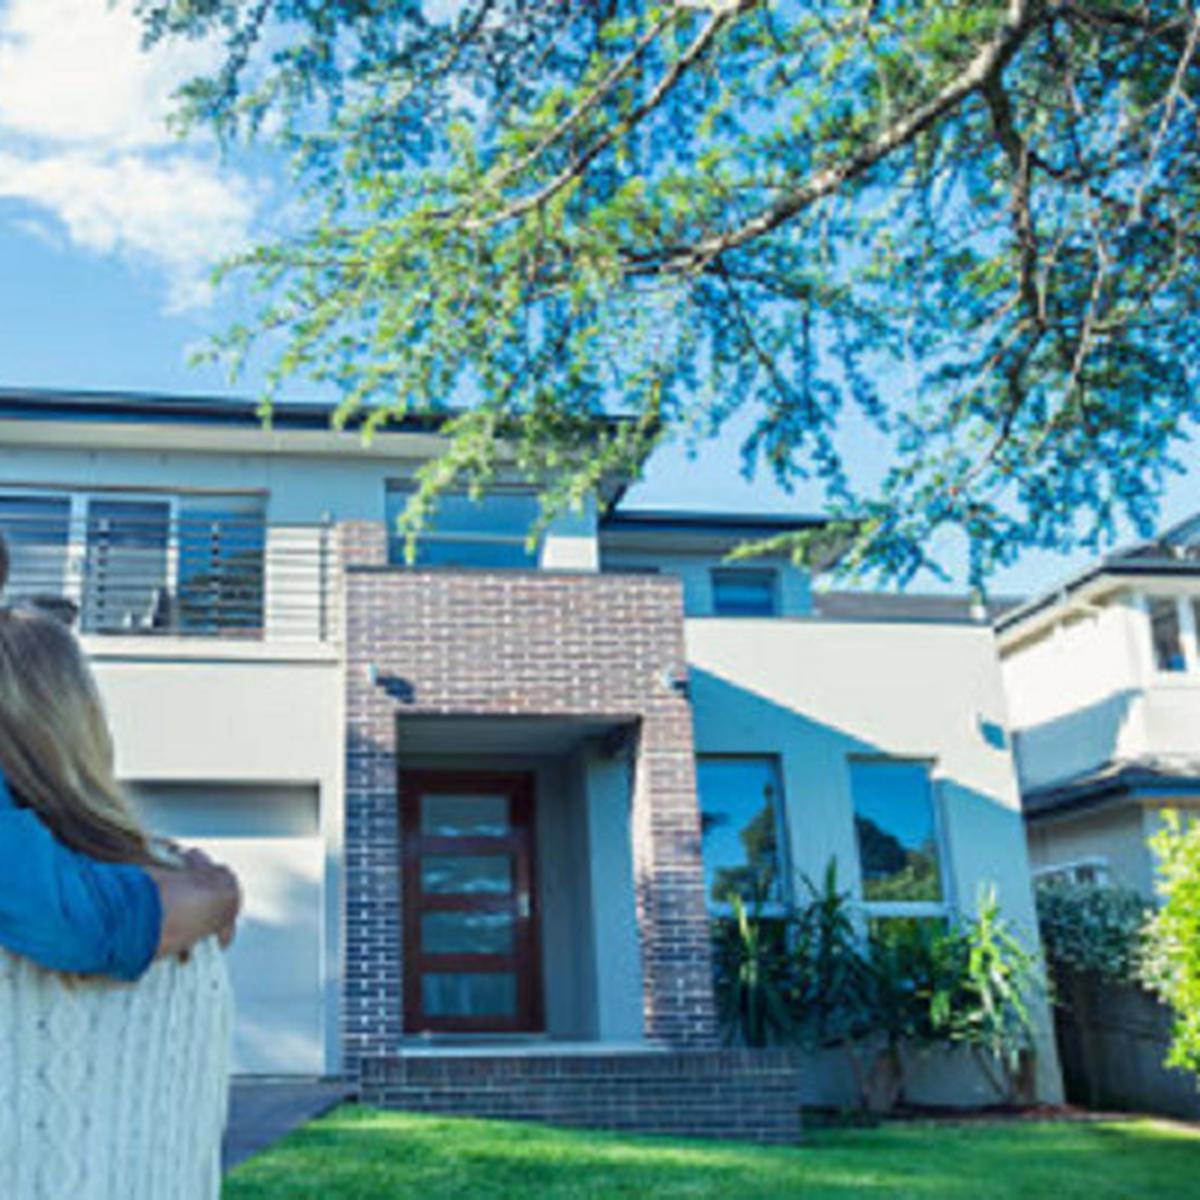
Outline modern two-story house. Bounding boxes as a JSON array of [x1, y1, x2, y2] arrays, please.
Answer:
[[0, 388, 1060, 1138], [999, 515, 1200, 897]]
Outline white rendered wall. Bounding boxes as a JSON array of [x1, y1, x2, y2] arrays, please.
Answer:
[[686, 616, 1062, 1105], [1027, 806, 1157, 896], [87, 644, 346, 1075], [1003, 584, 1200, 791], [1001, 594, 1148, 790]]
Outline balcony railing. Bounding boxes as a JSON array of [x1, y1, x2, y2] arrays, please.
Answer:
[[0, 510, 334, 643]]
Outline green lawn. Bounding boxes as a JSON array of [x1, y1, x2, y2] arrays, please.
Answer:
[[223, 1106, 1200, 1199]]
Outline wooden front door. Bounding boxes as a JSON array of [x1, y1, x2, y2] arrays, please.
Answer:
[[401, 771, 542, 1034]]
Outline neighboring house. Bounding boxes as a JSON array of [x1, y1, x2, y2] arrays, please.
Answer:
[[0, 388, 1060, 1136], [998, 514, 1200, 899]]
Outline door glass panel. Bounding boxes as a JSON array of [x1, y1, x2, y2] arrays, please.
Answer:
[[422, 972, 516, 1017], [0, 495, 71, 601], [83, 499, 170, 633], [421, 854, 512, 895], [421, 794, 510, 838], [421, 910, 514, 955]]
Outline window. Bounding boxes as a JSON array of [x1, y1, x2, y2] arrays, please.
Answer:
[[0, 495, 71, 601], [712, 568, 778, 617], [176, 498, 266, 635], [1033, 858, 1110, 887], [83, 499, 171, 632], [696, 756, 788, 911], [849, 759, 947, 923], [0, 489, 267, 637], [386, 487, 541, 569], [1149, 595, 1187, 672]]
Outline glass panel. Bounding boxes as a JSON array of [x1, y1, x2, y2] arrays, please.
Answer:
[[421, 854, 513, 895], [83, 500, 170, 633], [696, 757, 785, 909], [421, 794, 510, 838], [850, 760, 943, 904], [412, 540, 538, 569], [176, 499, 266, 636], [422, 972, 516, 1018], [0, 495, 71, 600], [1150, 596, 1186, 672], [867, 915, 948, 947], [712, 569, 777, 617], [422, 910, 515, 955], [385, 487, 540, 569]]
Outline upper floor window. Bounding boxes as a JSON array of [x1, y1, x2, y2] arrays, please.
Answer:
[[711, 568, 778, 617], [0, 489, 266, 637], [1149, 595, 1187, 672], [696, 756, 788, 912], [386, 486, 541, 569], [849, 759, 947, 925]]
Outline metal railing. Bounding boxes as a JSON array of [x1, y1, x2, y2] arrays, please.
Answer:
[[0, 511, 333, 643]]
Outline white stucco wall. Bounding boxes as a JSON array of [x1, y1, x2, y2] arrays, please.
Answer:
[[1000, 594, 1147, 790], [1002, 583, 1200, 791], [86, 642, 346, 1075], [1028, 797, 1200, 900], [1027, 805, 1157, 896], [686, 616, 1062, 1105]]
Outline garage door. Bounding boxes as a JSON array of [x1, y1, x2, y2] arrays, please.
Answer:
[[131, 783, 325, 1076]]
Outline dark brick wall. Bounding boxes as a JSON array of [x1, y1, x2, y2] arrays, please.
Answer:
[[339, 523, 717, 1072], [358, 1050, 804, 1143]]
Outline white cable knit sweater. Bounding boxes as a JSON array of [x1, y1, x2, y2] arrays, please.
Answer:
[[0, 937, 233, 1200]]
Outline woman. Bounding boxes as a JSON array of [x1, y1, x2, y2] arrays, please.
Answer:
[[0, 607, 233, 1200]]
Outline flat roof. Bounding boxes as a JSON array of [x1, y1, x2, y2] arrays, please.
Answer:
[[1024, 757, 1200, 819], [814, 591, 1020, 625], [601, 508, 827, 538], [0, 386, 448, 433]]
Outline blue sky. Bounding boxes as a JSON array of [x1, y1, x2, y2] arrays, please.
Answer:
[[0, 0, 1194, 599]]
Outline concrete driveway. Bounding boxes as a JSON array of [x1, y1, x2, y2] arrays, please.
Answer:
[[222, 1079, 351, 1172]]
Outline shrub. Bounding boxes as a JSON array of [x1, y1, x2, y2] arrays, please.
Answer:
[[711, 896, 796, 1048], [1035, 878, 1149, 985], [1143, 812, 1200, 1081], [713, 865, 1043, 1109]]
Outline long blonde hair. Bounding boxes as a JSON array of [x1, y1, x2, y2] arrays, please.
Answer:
[[0, 607, 154, 866]]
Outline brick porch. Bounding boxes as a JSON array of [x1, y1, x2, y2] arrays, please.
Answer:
[[337, 523, 801, 1139]]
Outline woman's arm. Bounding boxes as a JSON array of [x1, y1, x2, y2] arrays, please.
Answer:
[[0, 775, 240, 979]]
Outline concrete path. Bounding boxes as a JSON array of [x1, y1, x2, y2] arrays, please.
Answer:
[[222, 1079, 351, 1173]]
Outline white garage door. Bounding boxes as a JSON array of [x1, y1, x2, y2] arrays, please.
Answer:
[[131, 784, 325, 1076]]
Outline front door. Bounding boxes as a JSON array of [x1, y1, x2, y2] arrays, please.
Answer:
[[401, 771, 542, 1034]]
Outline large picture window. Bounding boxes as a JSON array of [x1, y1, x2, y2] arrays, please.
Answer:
[[386, 486, 541, 569], [696, 756, 788, 911], [849, 759, 947, 923]]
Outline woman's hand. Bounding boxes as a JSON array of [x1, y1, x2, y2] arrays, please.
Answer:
[[147, 849, 242, 959]]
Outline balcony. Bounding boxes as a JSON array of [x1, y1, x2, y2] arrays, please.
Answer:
[[0, 502, 333, 644]]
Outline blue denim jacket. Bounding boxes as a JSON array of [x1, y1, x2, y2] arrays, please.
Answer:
[[0, 772, 160, 980]]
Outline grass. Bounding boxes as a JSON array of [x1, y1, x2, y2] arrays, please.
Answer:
[[223, 1106, 1200, 1199]]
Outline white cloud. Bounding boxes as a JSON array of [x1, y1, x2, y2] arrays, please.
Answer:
[[0, 150, 256, 310], [0, 0, 260, 309]]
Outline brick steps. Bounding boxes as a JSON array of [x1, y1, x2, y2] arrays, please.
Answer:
[[358, 1049, 803, 1143]]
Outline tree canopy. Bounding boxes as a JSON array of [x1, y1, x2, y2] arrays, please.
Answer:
[[137, 1, 1200, 585]]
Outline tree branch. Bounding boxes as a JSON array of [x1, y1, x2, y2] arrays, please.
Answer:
[[661, 0, 1050, 269], [467, 0, 757, 230]]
